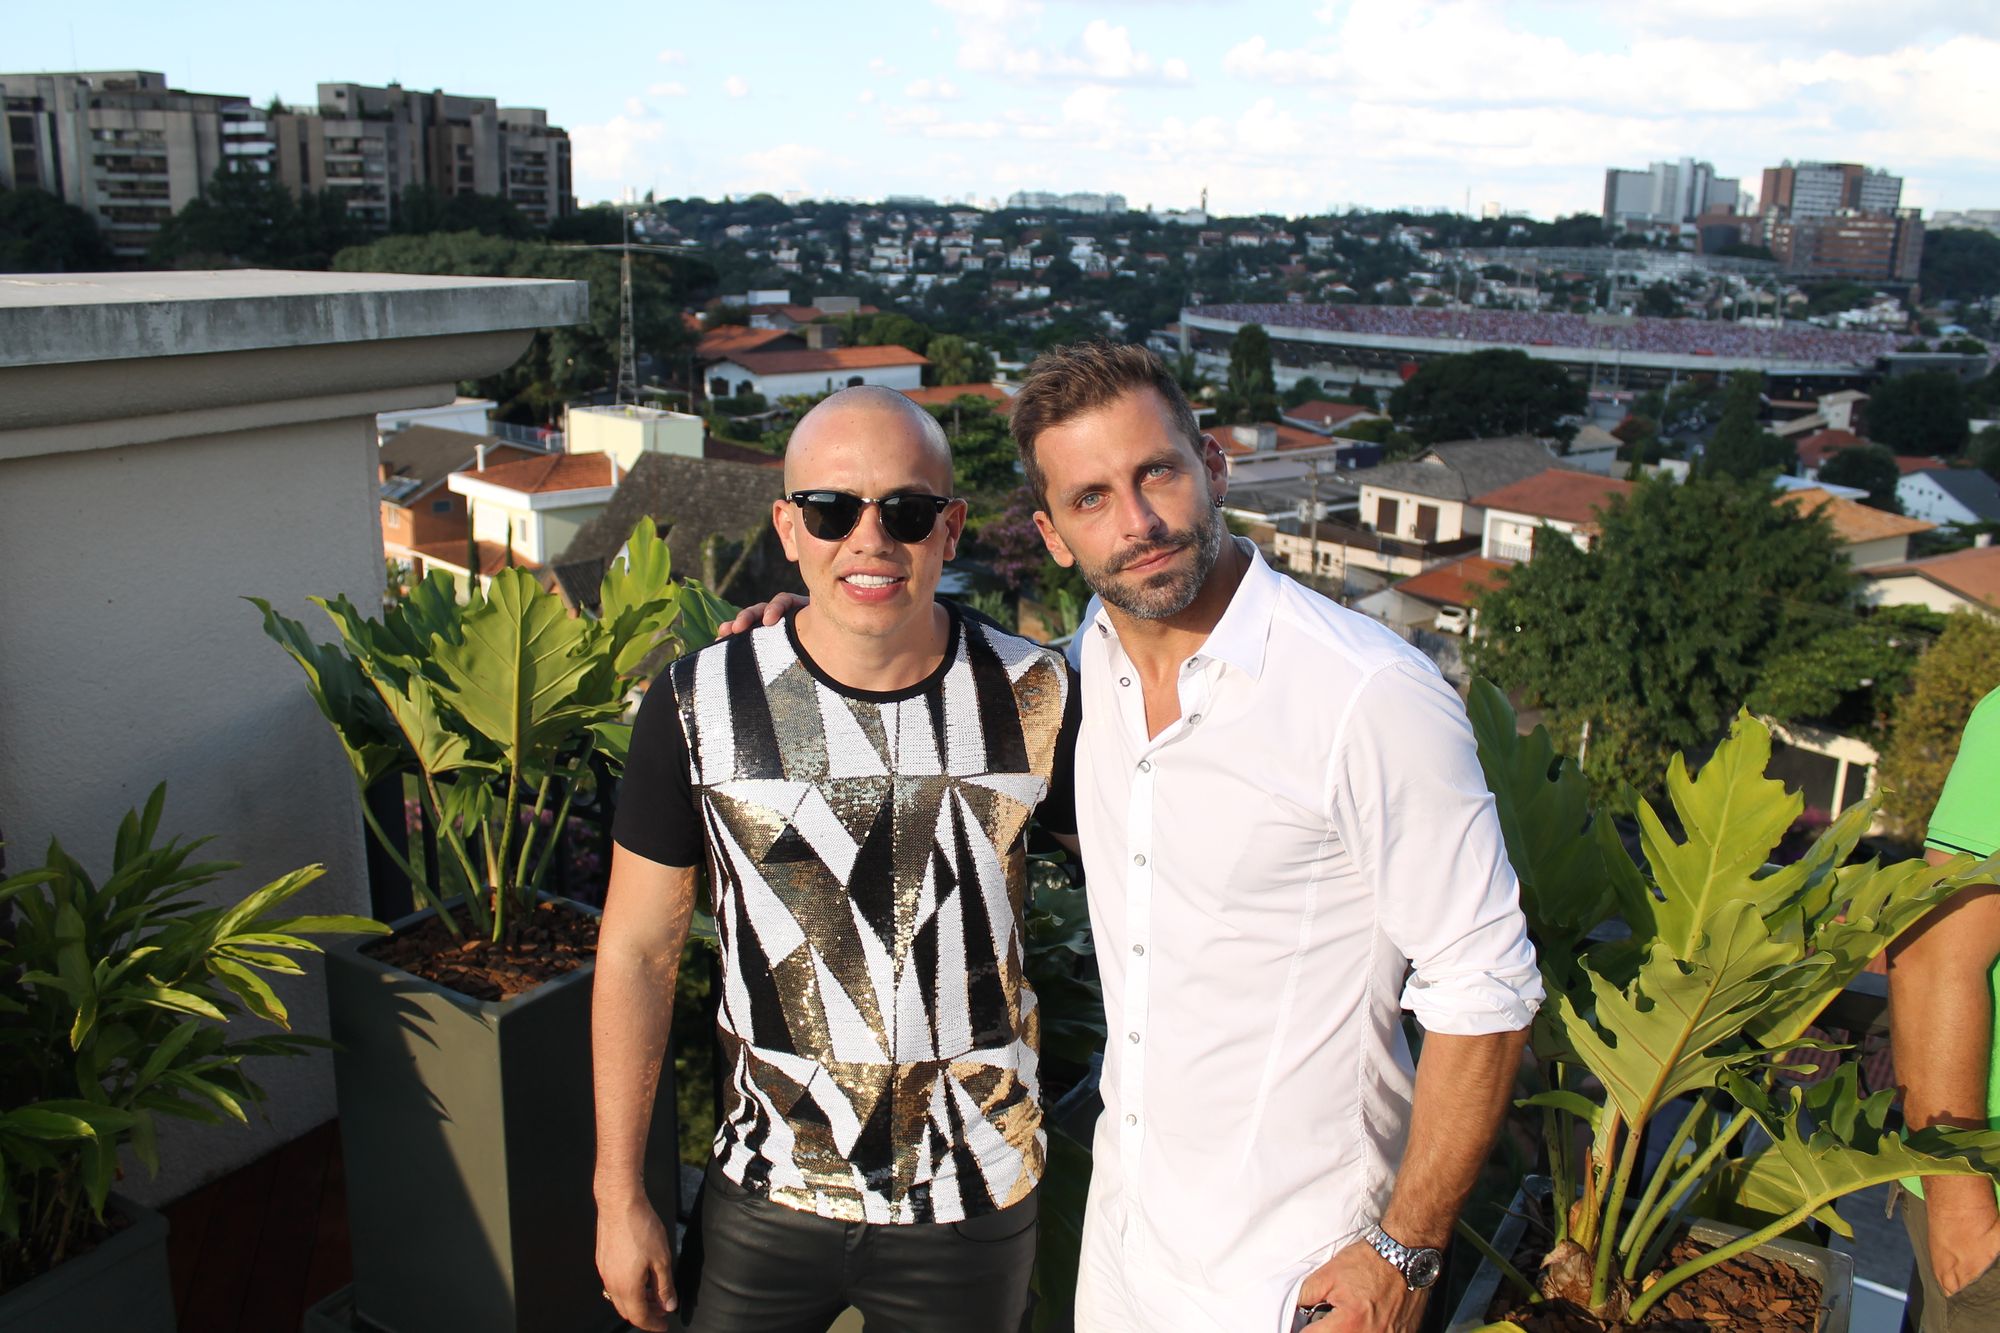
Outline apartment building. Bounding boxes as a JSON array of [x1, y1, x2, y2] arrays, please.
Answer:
[[1759, 162, 1904, 218], [0, 70, 272, 258], [1767, 210, 1925, 282], [1601, 158, 1742, 228], [269, 82, 573, 230]]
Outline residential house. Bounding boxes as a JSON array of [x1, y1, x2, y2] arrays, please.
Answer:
[[1861, 542, 2000, 618], [1379, 555, 1512, 631], [377, 395, 499, 440], [1355, 438, 1558, 547], [1475, 470, 1637, 561], [549, 451, 800, 612], [704, 345, 928, 401], [1281, 399, 1386, 435], [377, 426, 540, 567], [1898, 468, 2000, 529], [429, 450, 621, 588], [1776, 487, 1935, 567]]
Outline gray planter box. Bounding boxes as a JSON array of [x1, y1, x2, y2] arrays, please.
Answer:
[[0, 1195, 173, 1333], [1448, 1176, 1852, 1333], [323, 900, 678, 1333]]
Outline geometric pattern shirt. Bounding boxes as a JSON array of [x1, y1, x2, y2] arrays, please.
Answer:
[[613, 605, 1077, 1224]]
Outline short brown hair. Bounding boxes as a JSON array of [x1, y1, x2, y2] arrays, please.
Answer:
[[1009, 341, 1203, 508]]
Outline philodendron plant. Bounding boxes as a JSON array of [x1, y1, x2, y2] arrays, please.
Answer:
[[1462, 680, 2000, 1325], [253, 517, 731, 944], [0, 787, 384, 1291]]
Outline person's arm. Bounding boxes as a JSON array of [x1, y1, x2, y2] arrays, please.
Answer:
[[1299, 1029, 1526, 1328], [1888, 852, 2000, 1296], [593, 846, 698, 1332]]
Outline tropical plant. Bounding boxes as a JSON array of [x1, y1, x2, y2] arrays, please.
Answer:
[[1462, 681, 2000, 1324], [0, 787, 384, 1291], [252, 518, 732, 944]]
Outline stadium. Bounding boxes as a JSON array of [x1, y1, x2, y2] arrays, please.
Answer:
[[1181, 303, 1901, 397]]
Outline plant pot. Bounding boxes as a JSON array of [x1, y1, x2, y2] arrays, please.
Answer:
[[0, 1194, 174, 1333], [324, 898, 678, 1333], [1447, 1176, 1853, 1333]]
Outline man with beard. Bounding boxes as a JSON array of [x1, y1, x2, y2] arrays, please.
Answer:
[[1009, 341, 1538, 1333]]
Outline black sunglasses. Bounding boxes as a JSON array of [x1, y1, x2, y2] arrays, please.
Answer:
[[788, 490, 956, 544]]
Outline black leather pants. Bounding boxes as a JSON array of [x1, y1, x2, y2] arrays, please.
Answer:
[[680, 1160, 1038, 1333]]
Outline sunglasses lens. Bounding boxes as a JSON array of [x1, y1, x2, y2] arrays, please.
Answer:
[[797, 493, 862, 541], [879, 496, 941, 543]]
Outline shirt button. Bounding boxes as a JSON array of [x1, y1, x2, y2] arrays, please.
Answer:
[[1138, 759, 1151, 772], [1119, 676, 1132, 687], [1133, 853, 1147, 867], [1128, 1031, 1141, 1044], [1125, 1113, 1138, 1126], [1132, 943, 1145, 956], [1188, 713, 1202, 725]]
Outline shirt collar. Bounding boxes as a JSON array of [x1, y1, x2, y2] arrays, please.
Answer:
[[1090, 536, 1278, 681]]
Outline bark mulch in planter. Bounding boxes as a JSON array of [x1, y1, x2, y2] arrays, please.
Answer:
[[362, 900, 598, 1001], [1485, 1192, 1824, 1332]]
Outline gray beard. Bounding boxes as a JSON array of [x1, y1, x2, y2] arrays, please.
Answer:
[[1084, 503, 1227, 621]]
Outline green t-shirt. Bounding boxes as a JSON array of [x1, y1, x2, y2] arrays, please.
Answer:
[[1908, 685, 2000, 1198]]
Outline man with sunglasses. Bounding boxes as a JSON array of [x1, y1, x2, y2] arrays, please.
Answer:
[[594, 386, 1079, 1332]]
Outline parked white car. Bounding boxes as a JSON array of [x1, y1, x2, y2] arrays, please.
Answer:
[[1433, 605, 1471, 635]]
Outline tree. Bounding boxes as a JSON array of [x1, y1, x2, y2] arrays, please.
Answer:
[[1971, 426, 2000, 483], [1282, 375, 1326, 410], [1387, 348, 1586, 445], [1867, 371, 1971, 457], [1817, 442, 1903, 511], [392, 184, 535, 240], [0, 186, 115, 272], [925, 333, 995, 387], [1332, 415, 1421, 460], [1702, 371, 1794, 480], [1877, 612, 2000, 844], [1920, 227, 2000, 304], [148, 165, 364, 269], [930, 397, 1017, 496], [1748, 604, 1946, 736], [545, 206, 627, 246], [1467, 476, 1854, 806], [1218, 322, 1278, 425]]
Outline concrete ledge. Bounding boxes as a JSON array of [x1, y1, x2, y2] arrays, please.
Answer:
[[0, 269, 588, 369]]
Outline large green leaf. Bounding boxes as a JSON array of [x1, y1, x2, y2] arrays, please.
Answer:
[[431, 567, 602, 757], [369, 670, 492, 777], [675, 580, 734, 653], [1639, 712, 1804, 959], [249, 597, 403, 788]]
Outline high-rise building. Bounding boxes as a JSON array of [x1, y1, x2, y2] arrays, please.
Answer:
[[0, 70, 272, 259], [1601, 158, 1741, 227], [1004, 190, 1128, 214], [1758, 162, 1903, 219], [269, 82, 573, 230], [1766, 209, 1924, 282]]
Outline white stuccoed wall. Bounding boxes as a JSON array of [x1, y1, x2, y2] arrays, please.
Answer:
[[0, 270, 587, 1203]]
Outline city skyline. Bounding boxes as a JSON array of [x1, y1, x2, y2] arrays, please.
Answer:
[[10, 0, 1998, 221]]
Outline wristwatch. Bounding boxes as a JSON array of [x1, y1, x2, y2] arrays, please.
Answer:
[[1361, 1223, 1443, 1291]]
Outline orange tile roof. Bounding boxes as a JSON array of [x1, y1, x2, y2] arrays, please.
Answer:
[[1778, 487, 1936, 543], [901, 383, 1014, 413], [696, 325, 799, 361], [725, 345, 930, 374], [1867, 545, 2000, 610], [1218, 422, 1335, 456], [410, 539, 532, 578], [1895, 455, 1947, 475], [1795, 428, 1865, 470], [1285, 400, 1378, 429], [1473, 469, 1635, 525], [1396, 555, 1512, 607], [465, 452, 616, 495]]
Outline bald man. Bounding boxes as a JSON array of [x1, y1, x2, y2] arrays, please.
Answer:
[[593, 387, 1081, 1332]]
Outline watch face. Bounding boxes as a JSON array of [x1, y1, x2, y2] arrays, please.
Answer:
[[1406, 1249, 1443, 1289]]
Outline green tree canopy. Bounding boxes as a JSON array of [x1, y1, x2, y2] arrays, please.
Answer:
[[928, 397, 1017, 497], [0, 186, 116, 272], [333, 231, 712, 422], [392, 184, 536, 239], [545, 206, 628, 246], [1703, 371, 1795, 480], [1816, 442, 1903, 511], [148, 165, 364, 269], [1387, 348, 1587, 445], [1282, 375, 1326, 409], [1971, 426, 2000, 483], [1920, 228, 2000, 304], [1748, 604, 1946, 735], [1867, 371, 1971, 457], [924, 333, 996, 387], [1467, 476, 1855, 806], [1218, 322, 1278, 425], [1877, 611, 2000, 844]]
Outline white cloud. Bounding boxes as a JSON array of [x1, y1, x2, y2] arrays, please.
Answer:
[[904, 77, 962, 100], [648, 82, 688, 98], [724, 75, 750, 98], [857, 88, 877, 105], [869, 56, 898, 77], [729, 143, 841, 195], [656, 48, 686, 64], [572, 114, 666, 186]]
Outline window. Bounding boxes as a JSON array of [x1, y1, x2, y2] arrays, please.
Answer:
[[1414, 504, 1439, 542], [1375, 496, 1400, 533], [432, 499, 451, 513]]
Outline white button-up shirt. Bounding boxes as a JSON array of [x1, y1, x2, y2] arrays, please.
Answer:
[[1070, 543, 1542, 1332]]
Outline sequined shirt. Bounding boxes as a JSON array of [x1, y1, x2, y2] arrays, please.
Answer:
[[614, 605, 1078, 1224]]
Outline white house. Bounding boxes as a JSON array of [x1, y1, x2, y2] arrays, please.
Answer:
[[1353, 438, 1557, 547], [705, 346, 928, 401], [1898, 468, 2000, 529], [1473, 469, 1636, 562], [1776, 487, 1935, 568], [442, 450, 621, 578], [1861, 542, 2000, 618]]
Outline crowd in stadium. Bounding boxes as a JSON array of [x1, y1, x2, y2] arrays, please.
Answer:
[[1188, 303, 1900, 365]]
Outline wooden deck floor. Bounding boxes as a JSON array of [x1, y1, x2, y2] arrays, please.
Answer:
[[163, 1119, 351, 1333]]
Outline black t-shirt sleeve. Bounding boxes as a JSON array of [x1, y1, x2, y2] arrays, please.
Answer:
[[1035, 663, 1083, 838], [611, 669, 704, 868]]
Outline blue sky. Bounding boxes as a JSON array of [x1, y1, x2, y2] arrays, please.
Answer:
[[11, 1, 1999, 219]]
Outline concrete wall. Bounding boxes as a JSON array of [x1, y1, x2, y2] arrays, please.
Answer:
[[0, 270, 586, 1204]]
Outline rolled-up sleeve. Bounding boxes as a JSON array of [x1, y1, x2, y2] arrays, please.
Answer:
[[1328, 660, 1542, 1035]]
